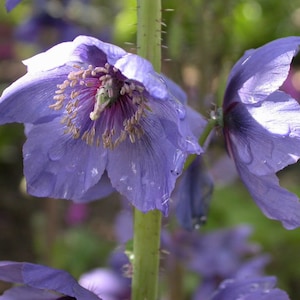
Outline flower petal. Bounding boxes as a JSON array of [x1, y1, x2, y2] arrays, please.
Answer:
[[0, 261, 101, 300], [224, 37, 300, 107], [235, 159, 300, 229], [211, 277, 289, 300], [106, 100, 200, 214], [225, 94, 300, 176], [23, 35, 127, 73], [114, 54, 169, 100], [23, 119, 108, 201], [107, 119, 179, 214], [0, 286, 61, 299], [175, 156, 213, 230], [0, 67, 74, 125]]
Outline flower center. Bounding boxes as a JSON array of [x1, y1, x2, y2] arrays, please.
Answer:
[[50, 63, 147, 149]]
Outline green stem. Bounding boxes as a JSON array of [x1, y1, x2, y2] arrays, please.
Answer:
[[132, 209, 162, 300], [136, 0, 161, 71], [131, 1, 162, 300]]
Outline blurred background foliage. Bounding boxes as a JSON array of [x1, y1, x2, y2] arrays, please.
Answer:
[[1, 0, 300, 299]]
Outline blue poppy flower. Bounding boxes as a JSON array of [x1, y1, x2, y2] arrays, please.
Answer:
[[223, 37, 300, 229], [0, 36, 203, 214]]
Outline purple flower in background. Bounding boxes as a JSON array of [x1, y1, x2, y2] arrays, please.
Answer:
[[0, 261, 101, 299], [15, 11, 88, 50], [5, 0, 21, 11], [174, 156, 213, 230], [0, 36, 203, 214], [211, 276, 289, 300], [223, 36, 300, 229], [79, 267, 130, 300]]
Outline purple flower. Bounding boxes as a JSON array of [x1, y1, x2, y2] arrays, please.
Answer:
[[79, 267, 130, 300], [5, 0, 21, 12], [210, 276, 289, 300], [0, 261, 101, 299], [0, 36, 204, 214], [15, 11, 88, 50], [174, 156, 213, 230], [223, 36, 300, 229]]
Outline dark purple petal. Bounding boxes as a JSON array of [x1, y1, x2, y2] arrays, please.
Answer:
[[22, 36, 126, 73], [211, 277, 289, 300], [175, 156, 213, 230], [0, 261, 101, 300], [5, 0, 21, 12], [23, 119, 107, 201], [224, 37, 300, 108]]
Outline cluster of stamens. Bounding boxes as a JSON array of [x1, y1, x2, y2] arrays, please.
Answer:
[[50, 62, 147, 149]]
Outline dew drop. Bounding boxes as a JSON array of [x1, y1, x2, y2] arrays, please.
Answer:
[[173, 100, 186, 119], [120, 175, 128, 182], [91, 168, 98, 177], [171, 149, 185, 176], [48, 144, 66, 161], [176, 106, 186, 119]]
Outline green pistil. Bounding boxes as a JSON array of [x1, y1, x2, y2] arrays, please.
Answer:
[[90, 78, 119, 121]]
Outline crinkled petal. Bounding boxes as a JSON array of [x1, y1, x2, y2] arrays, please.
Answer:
[[23, 35, 127, 73], [114, 54, 169, 100], [235, 159, 300, 229], [211, 277, 289, 300], [224, 37, 300, 107], [0, 67, 74, 125], [72, 35, 127, 67], [107, 100, 201, 214], [107, 118, 180, 214], [226, 95, 300, 176], [0, 261, 101, 300], [23, 119, 108, 201], [175, 156, 213, 230]]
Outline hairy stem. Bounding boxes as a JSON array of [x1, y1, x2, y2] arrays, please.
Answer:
[[131, 0, 162, 299]]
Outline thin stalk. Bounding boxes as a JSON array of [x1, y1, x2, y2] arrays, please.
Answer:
[[131, 0, 162, 299]]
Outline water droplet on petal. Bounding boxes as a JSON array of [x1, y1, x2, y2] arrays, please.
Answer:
[[48, 143, 66, 161], [91, 168, 99, 177], [176, 107, 186, 119], [173, 100, 186, 119], [171, 149, 186, 176], [120, 175, 128, 182]]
